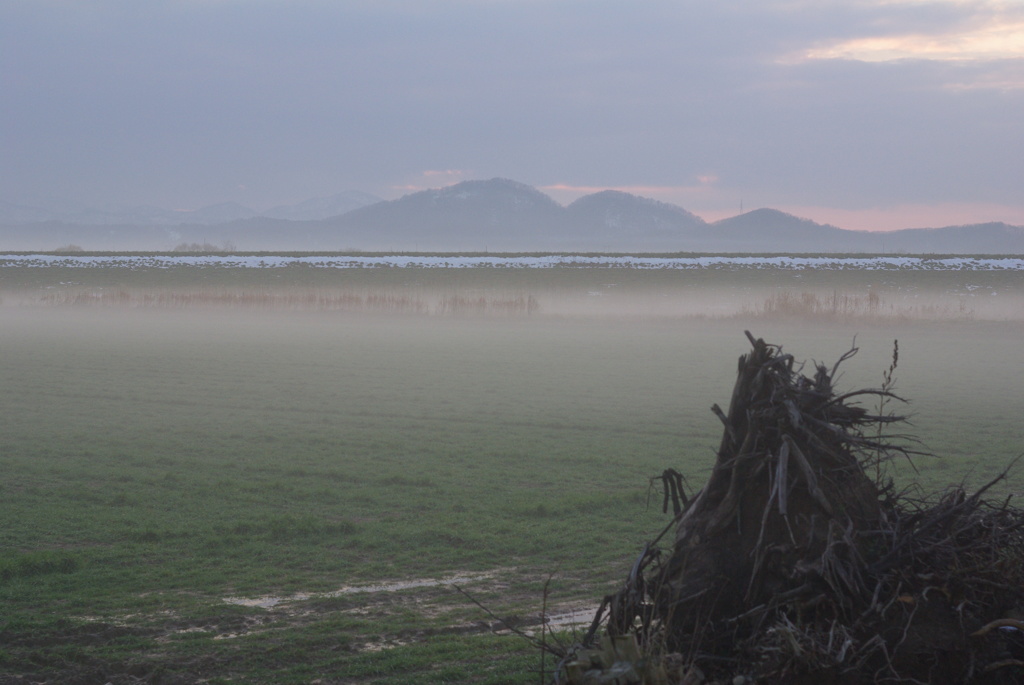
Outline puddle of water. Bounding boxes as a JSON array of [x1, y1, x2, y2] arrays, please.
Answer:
[[222, 571, 499, 609]]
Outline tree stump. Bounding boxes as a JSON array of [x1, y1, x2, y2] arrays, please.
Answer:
[[563, 332, 1024, 684]]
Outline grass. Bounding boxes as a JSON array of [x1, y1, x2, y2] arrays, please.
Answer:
[[1, 260, 1022, 682]]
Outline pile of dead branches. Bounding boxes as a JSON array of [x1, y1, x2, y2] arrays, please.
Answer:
[[558, 332, 1024, 684]]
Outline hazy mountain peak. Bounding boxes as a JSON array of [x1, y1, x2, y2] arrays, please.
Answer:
[[566, 188, 706, 234], [194, 201, 254, 212], [717, 207, 800, 222], [569, 189, 702, 215], [424, 178, 563, 210], [263, 191, 382, 221], [184, 202, 258, 224], [2, 179, 1022, 252], [715, 208, 840, 231]]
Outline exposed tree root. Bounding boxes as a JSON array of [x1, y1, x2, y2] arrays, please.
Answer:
[[557, 332, 1024, 684]]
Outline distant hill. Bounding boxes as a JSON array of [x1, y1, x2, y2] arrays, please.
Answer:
[[321, 178, 565, 250], [184, 202, 259, 224], [707, 209, 865, 252], [319, 180, 723, 251], [563, 190, 706, 250], [263, 191, 382, 221], [0, 192, 382, 228], [873, 222, 1024, 255], [0, 199, 258, 226], [2, 179, 1022, 253]]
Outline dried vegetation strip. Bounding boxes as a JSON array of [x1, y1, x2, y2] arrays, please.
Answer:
[[31, 286, 540, 316]]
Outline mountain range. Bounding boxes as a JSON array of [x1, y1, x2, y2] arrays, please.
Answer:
[[0, 190, 383, 226], [2, 178, 1022, 254]]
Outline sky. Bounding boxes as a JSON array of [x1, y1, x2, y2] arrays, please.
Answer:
[[2, 0, 1023, 231]]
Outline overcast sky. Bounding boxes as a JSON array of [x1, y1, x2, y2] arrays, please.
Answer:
[[3, 0, 1023, 230]]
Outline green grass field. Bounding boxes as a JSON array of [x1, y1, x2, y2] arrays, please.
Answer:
[[1, 261, 1022, 683]]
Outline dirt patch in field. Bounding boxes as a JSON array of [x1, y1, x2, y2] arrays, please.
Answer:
[[221, 569, 507, 609], [1, 566, 573, 683]]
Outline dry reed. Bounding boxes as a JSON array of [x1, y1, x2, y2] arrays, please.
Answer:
[[32, 286, 540, 317], [742, 289, 975, 321]]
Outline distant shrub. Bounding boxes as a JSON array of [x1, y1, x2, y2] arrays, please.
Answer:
[[742, 289, 974, 321], [53, 244, 84, 252], [436, 293, 539, 316], [172, 241, 235, 252]]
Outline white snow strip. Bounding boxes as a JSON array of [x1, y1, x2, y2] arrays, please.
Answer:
[[3, 254, 1024, 270]]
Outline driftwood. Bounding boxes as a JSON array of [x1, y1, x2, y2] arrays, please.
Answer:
[[558, 332, 1024, 684]]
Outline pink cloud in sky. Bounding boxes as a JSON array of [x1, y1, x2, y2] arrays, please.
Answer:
[[795, 20, 1024, 65], [422, 169, 467, 179], [389, 169, 470, 195]]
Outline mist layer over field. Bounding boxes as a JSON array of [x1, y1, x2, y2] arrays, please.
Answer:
[[1, 266, 1021, 682], [3, 307, 1019, 496], [3, 253, 1023, 321]]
